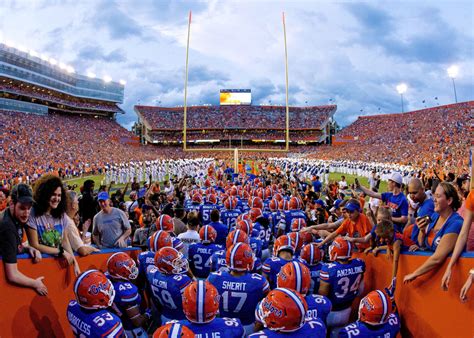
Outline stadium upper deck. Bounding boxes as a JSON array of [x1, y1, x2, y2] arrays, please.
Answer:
[[135, 104, 336, 144], [0, 43, 124, 116]]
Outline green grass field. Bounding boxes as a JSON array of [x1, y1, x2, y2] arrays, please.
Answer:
[[65, 172, 387, 194]]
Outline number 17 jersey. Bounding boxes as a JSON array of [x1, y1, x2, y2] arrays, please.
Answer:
[[207, 270, 269, 325]]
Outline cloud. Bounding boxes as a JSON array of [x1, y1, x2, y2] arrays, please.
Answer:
[[91, 1, 144, 40], [77, 45, 127, 63]]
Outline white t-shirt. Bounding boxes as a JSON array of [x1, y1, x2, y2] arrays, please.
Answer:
[[177, 229, 200, 257], [339, 180, 348, 190]]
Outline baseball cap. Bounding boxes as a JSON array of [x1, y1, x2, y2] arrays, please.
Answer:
[[388, 172, 403, 185], [330, 199, 343, 213], [343, 201, 361, 213], [314, 199, 326, 208], [97, 191, 109, 201], [11, 184, 34, 204]]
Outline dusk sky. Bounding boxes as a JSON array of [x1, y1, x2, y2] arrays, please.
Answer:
[[1, 0, 473, 129]]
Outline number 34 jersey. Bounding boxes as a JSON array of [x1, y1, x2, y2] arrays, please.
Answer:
[[207, 270, 269, 325], [319, 258, 365, 309]]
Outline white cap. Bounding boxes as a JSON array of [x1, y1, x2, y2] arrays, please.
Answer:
[[388, 172, 403, 185]]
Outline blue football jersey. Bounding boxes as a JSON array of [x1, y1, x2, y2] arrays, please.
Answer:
[[270, 211, 284, 237], [177, 317, 244, 338], [221, 209, 242, 230], [319, 259, 365, 309], [67, 300, 124, 338], [249, 319, 326, 337], [108, 280, 141, 331], [137, 251, 155, 278], [262, 256, 296, 289], [339, 314, 401, 338], [146, 266, 192, 320], [185, 202, 201, 213], [250, 236, 263, 258], [208, 270, 269, 325], [305, 294, 332, 324], [199, 203, 217, 225], [282, 210, 306, 234], [300, 260, 325, 295], [208, 221, 229, 246], [210, 249, 227, 272], [253, 221, 271, 250], [171, 236, 184, 252], [189, 242, 224, 279]]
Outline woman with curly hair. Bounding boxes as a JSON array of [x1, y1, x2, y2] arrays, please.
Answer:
[[26, 175, 80, 275]]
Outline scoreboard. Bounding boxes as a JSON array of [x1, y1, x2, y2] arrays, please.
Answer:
[[220, 89, 251, 105]]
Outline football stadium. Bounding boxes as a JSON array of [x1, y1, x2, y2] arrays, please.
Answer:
[[0, 2, 473, 338]]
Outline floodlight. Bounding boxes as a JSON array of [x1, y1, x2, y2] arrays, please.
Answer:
[[396, 83, 407, 95], [119, 79, 126, 85], [87, 71, 96, 78], [447, 65, 459, 79], [103, 75, 112, 83], [49, 58, 57, 65], [66, 66, 75, 73]]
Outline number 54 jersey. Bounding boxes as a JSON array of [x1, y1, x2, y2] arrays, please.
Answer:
[[319, 258, 365, 310], [207, 270, 269, 326]]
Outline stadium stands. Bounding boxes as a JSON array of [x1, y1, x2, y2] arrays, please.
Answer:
[[309, 101, 473, 174]]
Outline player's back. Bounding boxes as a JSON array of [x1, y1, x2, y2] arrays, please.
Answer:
[[339, 314, 400, 338], [146, 266, 192, 320], [108, 279, 141, 331], [199, 203, 216, 225], [207, 270, 269, 325], [189, 242, 223, 278], [320, 259, 365, 310], [210, 249, 226, 272], [67, 300, 124, 338], [137, 251, 155, 278], [221, 209, 242, 230], [249, 319, 326, 337], [178, 317, 244, 338], [305, 294, 332, 324], [262, 256, 295, 289], [300, 260, 325, 294], [283, 210, 306, 233]]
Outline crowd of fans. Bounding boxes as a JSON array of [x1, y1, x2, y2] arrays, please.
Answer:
[[0, 159, 471, 336], [1, 80, 119, 112], [137, 104, 335, 130], [311, 102, 472, 175]]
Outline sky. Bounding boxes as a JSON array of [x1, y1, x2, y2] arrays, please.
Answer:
[[1, 0, 473, 129]]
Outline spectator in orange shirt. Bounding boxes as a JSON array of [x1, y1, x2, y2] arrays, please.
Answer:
[[316, 199, 373, 250]]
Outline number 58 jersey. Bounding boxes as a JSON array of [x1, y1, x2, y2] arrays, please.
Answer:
[[319, 258, 365, 309]]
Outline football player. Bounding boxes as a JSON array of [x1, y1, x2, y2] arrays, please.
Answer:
[[208, 242, 269, 335], [152, 322, 194, 337], [277, 196, 307, 237], [249, 288, 326, 337], [262, 235, 296, 289], [250, 207, 272, 261], [177, 280, 245, 337], [106, 252, 148, 337], [319, 237, 366, 334], [221, 196, 242, 231], [209, 229, 249, 273], [147, 247, 192, 323], [277, 261, 332, 325], [188, 225, 223, 279], [67, 270, 124, 338], [137, 230, 172, 280], [299, 242, 325, 294], [199, 194, 218, 226], [339, 288, 400, 337], [155, 215, 185, 253]]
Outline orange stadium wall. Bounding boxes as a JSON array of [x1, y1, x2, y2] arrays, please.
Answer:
[[353, 251, 474, 338], [0, 249, 472, 337], [0, 248, 139, 338]]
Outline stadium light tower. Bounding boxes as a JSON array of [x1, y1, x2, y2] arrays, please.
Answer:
[[447, 65, 459, 103], [396, 83, 407, 113]]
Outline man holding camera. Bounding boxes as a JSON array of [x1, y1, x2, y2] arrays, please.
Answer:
[[407, 178, 435, 250]]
